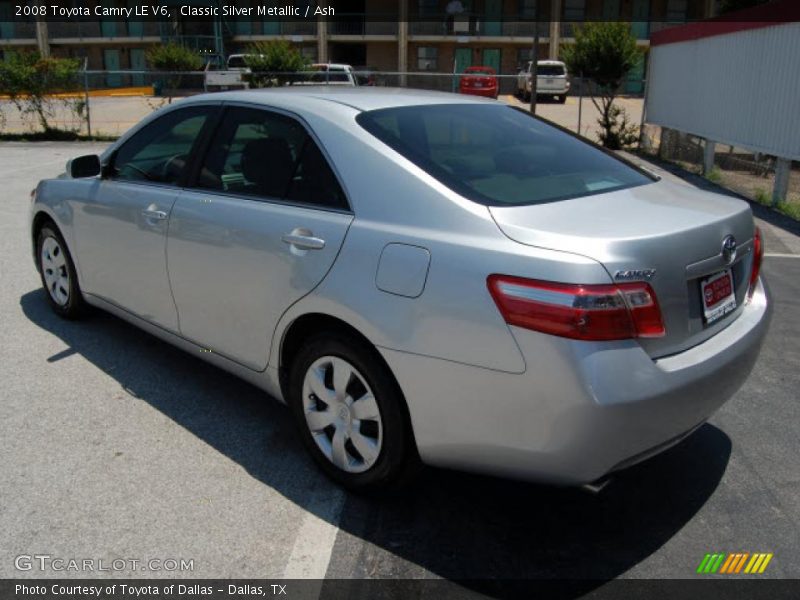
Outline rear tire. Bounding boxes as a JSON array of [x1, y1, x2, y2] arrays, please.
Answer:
[[36, 225, 85, 319], [558, 94, 567, 104], [288, 332, 418, 492]]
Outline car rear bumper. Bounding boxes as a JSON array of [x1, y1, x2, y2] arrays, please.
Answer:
[[380, 277, 771, 485], [460, 87, 498, 98]]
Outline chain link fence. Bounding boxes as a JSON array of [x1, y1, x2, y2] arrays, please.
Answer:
[[639, 125, 800, 219]]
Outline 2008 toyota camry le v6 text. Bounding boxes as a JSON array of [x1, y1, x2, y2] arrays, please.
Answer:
[[29, 88, 771, 491]]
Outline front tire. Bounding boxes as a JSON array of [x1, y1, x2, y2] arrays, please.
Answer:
[[288, 333, 416, 491], [36, 225, 85, 319]]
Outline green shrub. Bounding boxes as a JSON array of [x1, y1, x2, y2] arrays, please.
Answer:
[[0, 51, 84, 132], [146, 43, 202, 102], [243, 41, 310, 88]]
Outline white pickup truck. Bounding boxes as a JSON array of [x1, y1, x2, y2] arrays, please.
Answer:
[[517, 60, 570, 103], [204, 54, 252, 92]]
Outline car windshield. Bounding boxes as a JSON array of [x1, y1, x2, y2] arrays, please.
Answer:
[[537, 65, 565, 76], [356, 104, 653, 206]]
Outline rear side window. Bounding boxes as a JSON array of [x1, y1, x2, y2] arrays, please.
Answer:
[[537, 65, 566, 76], [357, 104, 652, 206], [195, 106, 348, 210]]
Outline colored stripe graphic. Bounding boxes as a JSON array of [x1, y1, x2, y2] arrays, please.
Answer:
[[734, 553, 749, 573], [720, 553, 737, 574], [697, 554, 712, 573], [697, 552, 772, 574]]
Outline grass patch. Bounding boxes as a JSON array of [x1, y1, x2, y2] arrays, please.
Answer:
[[0, 129, 118, 142], [705, 167, 722, 184]]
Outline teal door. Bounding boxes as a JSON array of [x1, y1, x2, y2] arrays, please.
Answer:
[[0, 1, 14, 39], [626, 0, 649, 93], [603, 0, 620, 19], [625, 53, 645, 94], [100, 0, 118, 37], [483, 0, 502, 36], [263, 20, 280, 34], [130, 48, 146, 86], [453, 47, 472, 92], [236, 20, 252, 35], [482, 48, 500, 72], [631, 0, 650, 40], [104, 49, 122, 88], [127, 0, 143, 36]]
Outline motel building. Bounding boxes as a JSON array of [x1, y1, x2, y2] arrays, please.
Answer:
[[1, 0, 719, 92]]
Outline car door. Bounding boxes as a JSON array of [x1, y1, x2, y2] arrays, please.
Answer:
[[167, 104, 353, 371], [71, 105, 218, 332]]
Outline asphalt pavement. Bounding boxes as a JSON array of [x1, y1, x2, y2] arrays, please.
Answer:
[[1, 142, 798, 596]]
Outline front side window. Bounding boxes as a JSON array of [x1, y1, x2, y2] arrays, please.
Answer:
[[195, 106, 348, 210], [357, 104, 653, 206], [112, 106, 214, 185]]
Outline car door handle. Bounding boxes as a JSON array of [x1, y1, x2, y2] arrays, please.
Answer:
[[142, 208, 168, 220], [281, 233, 325, 250]]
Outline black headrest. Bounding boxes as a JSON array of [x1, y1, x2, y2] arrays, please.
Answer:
[[241, 138, 295, 198]]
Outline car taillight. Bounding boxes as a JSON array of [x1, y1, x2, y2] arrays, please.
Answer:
[[487, 275, 665, 341], [747, 226, 764, 301]]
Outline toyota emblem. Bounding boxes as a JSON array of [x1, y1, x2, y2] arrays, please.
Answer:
[[721, 235, 737, 264]]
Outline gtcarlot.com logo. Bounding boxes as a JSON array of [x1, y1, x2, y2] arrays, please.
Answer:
[[696, 552, 773, 574], [15, 554, 194, 573]]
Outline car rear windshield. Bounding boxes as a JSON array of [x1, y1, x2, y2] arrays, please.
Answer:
[[466, 68, 494, 75], [227, 56, 246, 69], [537, 65, 565, 76], [356, 104, 653, 206]]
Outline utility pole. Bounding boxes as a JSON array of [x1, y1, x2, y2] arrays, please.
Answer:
[[529, 10, 539, 114], [35, 1, 50, 58]]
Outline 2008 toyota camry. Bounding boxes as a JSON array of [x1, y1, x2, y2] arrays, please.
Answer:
[[30, 88, 771, 491]]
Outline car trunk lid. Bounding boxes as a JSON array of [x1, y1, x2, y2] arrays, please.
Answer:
[[489, 179, 756, 358]]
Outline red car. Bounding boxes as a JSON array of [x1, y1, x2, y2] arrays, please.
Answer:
[[459, 66, 499, 98]]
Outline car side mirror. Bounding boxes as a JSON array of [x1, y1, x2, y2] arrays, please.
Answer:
[[67, 154, 101, 178]]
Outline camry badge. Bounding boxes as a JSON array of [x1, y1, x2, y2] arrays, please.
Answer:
[[722, 235, 737, 264], [614, 269, 656, 281]]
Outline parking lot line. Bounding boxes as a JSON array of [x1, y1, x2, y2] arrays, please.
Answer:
[[281, 488, 346, 579]]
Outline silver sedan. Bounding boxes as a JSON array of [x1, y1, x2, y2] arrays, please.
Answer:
[[29, 88, 771, 490]]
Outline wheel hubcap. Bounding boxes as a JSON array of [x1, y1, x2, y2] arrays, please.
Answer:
[[41, 237, 70, 306], [302, 356, 383, 474]]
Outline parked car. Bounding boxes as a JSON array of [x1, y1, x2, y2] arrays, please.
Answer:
[[459, 66, 499, 98], [297, 63, 358, 86], [31, 88, 770, 491], [517, 60, 570, 103], [204, 54, 254, 92]]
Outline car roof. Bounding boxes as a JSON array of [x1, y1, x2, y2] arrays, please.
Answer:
[[181, 87, 496, 114]]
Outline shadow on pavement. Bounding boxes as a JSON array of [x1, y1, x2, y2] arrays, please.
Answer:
[[21, 289, 731, 599]]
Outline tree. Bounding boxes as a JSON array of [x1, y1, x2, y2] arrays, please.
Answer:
[[0, 51, 84, 133], [243, 41, 310, 88], [146, 43, 203, 103], [561, 22, 642, 149]]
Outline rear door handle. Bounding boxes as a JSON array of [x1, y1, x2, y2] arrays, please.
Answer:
[[142, 208, 168, 220], [282, 233, 326, 250]]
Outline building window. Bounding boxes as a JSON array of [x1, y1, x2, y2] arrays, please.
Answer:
[[517, 47, 533, 67], [666, 0, 688, 22], [519, 0, 537, 18], [418, 0, 438, 16], [563, 0, 585, 20], [417, 47, 438, 71]]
